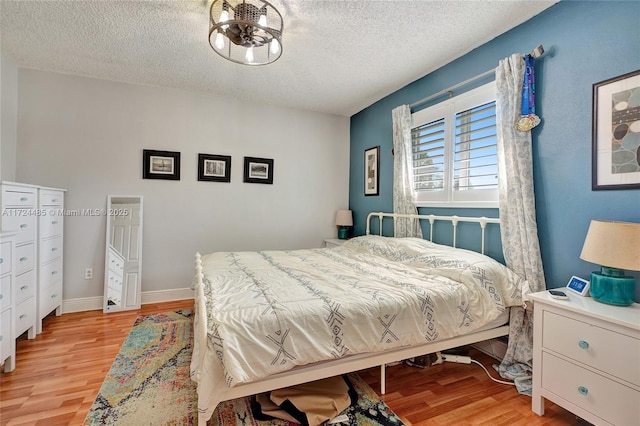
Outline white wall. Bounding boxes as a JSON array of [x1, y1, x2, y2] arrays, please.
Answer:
[[16, 69, 350, 301], [1, 53, 18, 181]]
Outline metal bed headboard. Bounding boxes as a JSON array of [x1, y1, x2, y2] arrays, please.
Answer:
[[365, 212, 500, 255]]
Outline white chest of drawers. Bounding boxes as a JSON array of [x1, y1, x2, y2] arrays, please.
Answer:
[[1, 183, 38, 341], [323, 238, 346, 248], [37, 188, 65, 333], [1, 182, 66, 373], [0, 233, 16, 372], [530, 290, 640, 426]]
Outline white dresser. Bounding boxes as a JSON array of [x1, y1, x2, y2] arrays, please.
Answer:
[[1, 182, 66, 373], [0, 233, 16, 372], [37, 188, 65, 333], [530, 290, 640, 426], [323, 238, 346, 248], [1, 183, 38, 341]]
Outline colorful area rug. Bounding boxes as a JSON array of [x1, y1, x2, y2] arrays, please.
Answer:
[[85, 310, 405, 426]]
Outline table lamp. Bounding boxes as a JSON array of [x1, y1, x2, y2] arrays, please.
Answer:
[[335, 210, 353, 240], [579, 220, 640, 306]]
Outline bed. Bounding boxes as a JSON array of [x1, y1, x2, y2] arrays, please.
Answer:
[[190, 212, 525, 425]]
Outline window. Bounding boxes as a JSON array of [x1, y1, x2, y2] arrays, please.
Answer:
[[411, 82, 498, 207]]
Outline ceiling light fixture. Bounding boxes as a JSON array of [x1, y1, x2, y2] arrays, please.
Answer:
[[209, 0, 283, 66]]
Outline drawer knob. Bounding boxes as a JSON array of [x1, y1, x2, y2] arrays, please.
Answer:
[[20, 197, 28, 202], [52, 247, 58, 251], [52, 221, 58, 225], [51, 294, 58, 298], [20, 256, 27, 262], [0, 258, 3, 264], [51, 271, 58, 275], [0, 336, 2, 341], [578, 386, 589, 396], [20, 223, 27, 229], [0, 294, 3, 300], [20, 285, 28, 291], [578, 340, 589, 350], [19, 314, 27, 319]]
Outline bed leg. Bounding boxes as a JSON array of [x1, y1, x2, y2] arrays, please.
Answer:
[[380, 363, 386, 394]]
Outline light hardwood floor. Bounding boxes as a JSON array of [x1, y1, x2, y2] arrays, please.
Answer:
[[0, 299, 582, 425]]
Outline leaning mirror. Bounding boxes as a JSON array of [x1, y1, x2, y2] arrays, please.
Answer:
[[103, 196, 143, 312]]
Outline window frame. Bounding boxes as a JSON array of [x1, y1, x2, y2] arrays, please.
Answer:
[[410, 82, 498, 208]]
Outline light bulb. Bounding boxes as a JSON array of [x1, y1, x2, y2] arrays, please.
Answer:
[[214, 32, 225, 50], [270, 39, 280, 55], [258, 15, 267, 27], [219, 9, 229, 30], [245, 46, 254, 63]]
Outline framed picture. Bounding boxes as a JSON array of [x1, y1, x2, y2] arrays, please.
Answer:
[[198, 154, 231, 182], [243, 157, 274, 184], [592, 69, 640, 190], [142, 149, 180, 180], [364, 146, 380, 196]]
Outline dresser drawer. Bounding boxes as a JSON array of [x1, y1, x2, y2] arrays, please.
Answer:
[[39, 284, 62, 319], [15, 243, 35, 275], [542, 351, 640, 425], [543, 311, 640, 386], [15, 270, 36, 305], [14, 297, 35, 337], [0, 275, 11, 311], [39, 213, 64, 239], [39, 237, 63, 264], [2, 214, 36, 244], [39, 190, 64, 207], [0, 241, 11, 275], [40, 258, 63, 290], [2, 186, 37, 208]]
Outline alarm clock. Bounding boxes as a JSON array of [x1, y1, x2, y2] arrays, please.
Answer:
[[566, 275, 590, 296]]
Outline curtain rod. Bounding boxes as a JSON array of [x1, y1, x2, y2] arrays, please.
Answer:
[[409, 44, 545, 110]]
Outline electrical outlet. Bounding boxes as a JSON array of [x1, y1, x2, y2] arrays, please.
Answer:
[[85, 268, 93, 279]]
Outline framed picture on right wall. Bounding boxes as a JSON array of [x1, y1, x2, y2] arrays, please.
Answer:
[[592, 69, 640, 190], [364, 146, 380, 196]]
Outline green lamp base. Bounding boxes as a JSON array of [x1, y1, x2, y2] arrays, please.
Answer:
[[589, 267, 635, 306], [338, 227, 349, 240]]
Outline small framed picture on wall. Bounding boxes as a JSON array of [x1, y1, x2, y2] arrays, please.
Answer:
[[198, 154, 231, 182], [243, 157, 274, 184], [364, 146, 380, 196], [142, 149, 180, 180]]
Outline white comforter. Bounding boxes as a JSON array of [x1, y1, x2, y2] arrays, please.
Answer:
[[199, 235, 524, 386]]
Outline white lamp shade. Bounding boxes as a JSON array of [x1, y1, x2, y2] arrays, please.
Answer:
[[335, 210, 353, 227], [580, 220, 640, 271]]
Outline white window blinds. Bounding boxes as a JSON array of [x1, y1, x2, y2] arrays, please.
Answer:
[[411, 82, 498, 207]]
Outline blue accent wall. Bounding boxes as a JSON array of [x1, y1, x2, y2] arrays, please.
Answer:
[[349, 1, 640, 300]]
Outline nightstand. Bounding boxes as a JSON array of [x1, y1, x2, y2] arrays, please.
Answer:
[[323, 239, 345, 248], [529, 290, 640, 426]]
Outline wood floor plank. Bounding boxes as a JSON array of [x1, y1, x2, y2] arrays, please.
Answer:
[[1, 299, 582, 425]]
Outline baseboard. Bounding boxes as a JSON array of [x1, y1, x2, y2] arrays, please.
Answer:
[[63, 296, 103, 313], [62, 288, 194, 314], [140, 288, 194, 304], [471, 338, 508, 361]]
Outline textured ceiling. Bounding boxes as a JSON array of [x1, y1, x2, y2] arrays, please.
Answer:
[[1, 1, 558, 117]]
